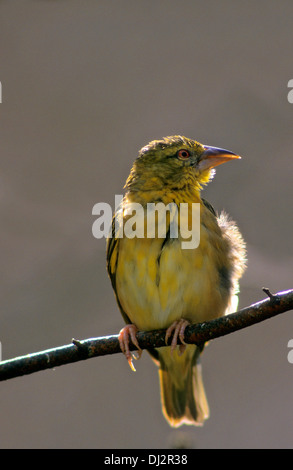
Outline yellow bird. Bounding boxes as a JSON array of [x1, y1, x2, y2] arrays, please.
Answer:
[[106, 135, 246, 427]]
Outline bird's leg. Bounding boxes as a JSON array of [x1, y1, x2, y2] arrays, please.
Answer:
[[118, 324, 142, 371], [165, 319, 190, 356]]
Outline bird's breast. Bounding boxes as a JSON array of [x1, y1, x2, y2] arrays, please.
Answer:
[[115, 205, 232, 331]]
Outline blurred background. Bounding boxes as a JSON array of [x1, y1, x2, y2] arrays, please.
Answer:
[[0, 0, 293, 449]]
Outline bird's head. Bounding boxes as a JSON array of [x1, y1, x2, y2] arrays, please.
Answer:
[[125, 135, 241, 197]]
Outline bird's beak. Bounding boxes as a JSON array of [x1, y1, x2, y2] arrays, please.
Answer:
[[198, 145, 241, 171]]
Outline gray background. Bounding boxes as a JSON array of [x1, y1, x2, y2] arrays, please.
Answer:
[[0, 0, 293, 449]]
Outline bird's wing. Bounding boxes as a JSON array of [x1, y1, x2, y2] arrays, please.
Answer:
[[201, 197, 216, 216], [216, 211, 247, 314], [106, 212, 132, 325]]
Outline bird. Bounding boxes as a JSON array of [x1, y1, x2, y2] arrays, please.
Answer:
[[106, 135, 246, 427]]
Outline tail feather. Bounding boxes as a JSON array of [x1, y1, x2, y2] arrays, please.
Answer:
[[157, 346, 209, 427]]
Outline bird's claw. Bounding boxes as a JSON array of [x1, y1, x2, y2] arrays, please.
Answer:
[[118, 324, 142, 371], [165, 319, 190, 356]]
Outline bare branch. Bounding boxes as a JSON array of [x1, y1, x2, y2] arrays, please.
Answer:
[[0, 288, 292, 382]]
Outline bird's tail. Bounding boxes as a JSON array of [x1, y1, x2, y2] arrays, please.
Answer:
[[157, 345, 209, 427]]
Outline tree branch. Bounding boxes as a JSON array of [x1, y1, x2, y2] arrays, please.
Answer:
[[0, 288, 292, 382]]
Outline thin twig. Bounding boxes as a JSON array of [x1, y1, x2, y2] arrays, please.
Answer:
[[0, 289, 292, 382]]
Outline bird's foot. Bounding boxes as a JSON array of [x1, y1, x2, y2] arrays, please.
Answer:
[[165, 319, 190, 356], [118, 324, 142, 371]]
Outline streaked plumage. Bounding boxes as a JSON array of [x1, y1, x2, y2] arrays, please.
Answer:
[[107, 135, 246, 427]]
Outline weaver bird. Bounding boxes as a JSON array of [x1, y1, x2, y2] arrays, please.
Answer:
[[106, 135, 246, 427]]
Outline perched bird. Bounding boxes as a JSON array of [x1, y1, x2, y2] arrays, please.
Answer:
[[106, 135, 246, 427]]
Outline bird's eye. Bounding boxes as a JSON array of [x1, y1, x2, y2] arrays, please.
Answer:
[[177, 149, 190, 160]]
